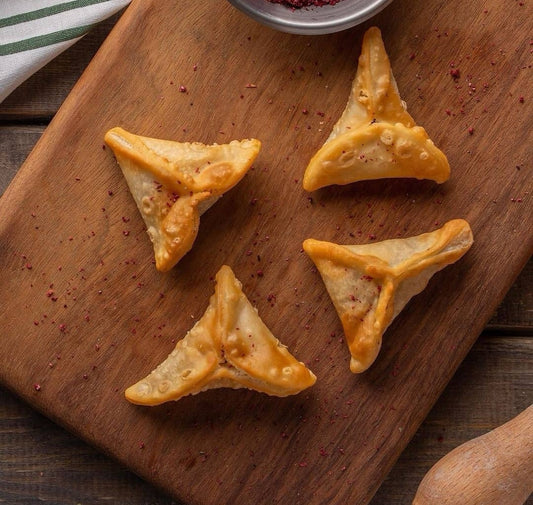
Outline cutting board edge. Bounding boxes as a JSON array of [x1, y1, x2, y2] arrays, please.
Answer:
[[0, 0, 151, 238], [2, 246, 530, 505]]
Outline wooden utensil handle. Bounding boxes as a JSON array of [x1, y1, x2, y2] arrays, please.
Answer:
[[413, 405, 533, 505]]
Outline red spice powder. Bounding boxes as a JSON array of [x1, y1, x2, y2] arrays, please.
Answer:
[[268, 0, 342, 6], [450, 68, 460, 79]]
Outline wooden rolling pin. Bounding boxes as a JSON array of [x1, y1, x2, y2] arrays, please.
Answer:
[[413, 405, 533, 505]]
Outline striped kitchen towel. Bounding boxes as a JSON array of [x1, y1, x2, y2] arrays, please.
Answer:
[[0, 0, 131, 103]]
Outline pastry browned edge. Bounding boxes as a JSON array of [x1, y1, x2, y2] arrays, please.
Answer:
[[304, 219, 473, 373], [303, 27, 450, 191], [125, 265, 316, 405], [105, 127, 261, 272]]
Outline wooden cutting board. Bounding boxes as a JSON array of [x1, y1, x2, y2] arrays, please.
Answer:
[[0, 1, 531, 504]]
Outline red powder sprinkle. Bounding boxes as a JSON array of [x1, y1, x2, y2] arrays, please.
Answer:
[[33, 383, 41, 391], [409, 53, 416, 60], [468, 127, 475, 135], [450, 68, 460, 79], [179, 85, 187, 93], [519, 96, 525, 103], [59, 324, 66, 332], [256, 269, 264, 277], [25, 263, 32, 270], [268, 0, 342, 7]]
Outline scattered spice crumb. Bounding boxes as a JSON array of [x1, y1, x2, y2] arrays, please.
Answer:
[[450, 68, 460, 79]]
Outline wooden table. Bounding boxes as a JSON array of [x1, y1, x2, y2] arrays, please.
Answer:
[[0, 13, 531, 505]]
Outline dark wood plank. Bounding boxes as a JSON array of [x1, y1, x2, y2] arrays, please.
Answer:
[[0, 385, 178, 504], [487, 259, 532, 332], [1, 336, 530, 505], [0, 127, 43, 190], [371, 336, 533, 505]]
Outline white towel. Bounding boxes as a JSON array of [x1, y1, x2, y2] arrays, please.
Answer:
[[0, 0, 131, 103]]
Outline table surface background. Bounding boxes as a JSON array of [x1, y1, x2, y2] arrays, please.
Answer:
[[0, 11, 531, 505]]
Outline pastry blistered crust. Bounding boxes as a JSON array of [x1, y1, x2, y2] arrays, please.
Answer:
[[303, 27, 450, 191], [125, 265, 316, 405], [304, 219, 473, 373], [105, 127, 261, 271]]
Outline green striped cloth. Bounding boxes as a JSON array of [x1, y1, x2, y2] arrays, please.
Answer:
[[0, 0, 131, 102]]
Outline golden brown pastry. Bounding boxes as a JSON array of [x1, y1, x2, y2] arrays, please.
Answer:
[[125, 265, 316, 405], [303, 27, 450, 191], [303, 219, 473, 373], [104, 127, 261, 272]]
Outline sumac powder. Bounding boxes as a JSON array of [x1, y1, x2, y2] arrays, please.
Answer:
[[267, 0, 343, 7]]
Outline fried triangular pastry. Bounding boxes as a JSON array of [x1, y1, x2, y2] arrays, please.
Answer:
[[105, 127, 261, 271], [303, 219, 473, 373], [125, 265, 316, 405], [303, 27, 450, 191]]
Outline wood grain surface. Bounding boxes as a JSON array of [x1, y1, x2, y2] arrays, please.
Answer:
[[0, 1, 531, 505]]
